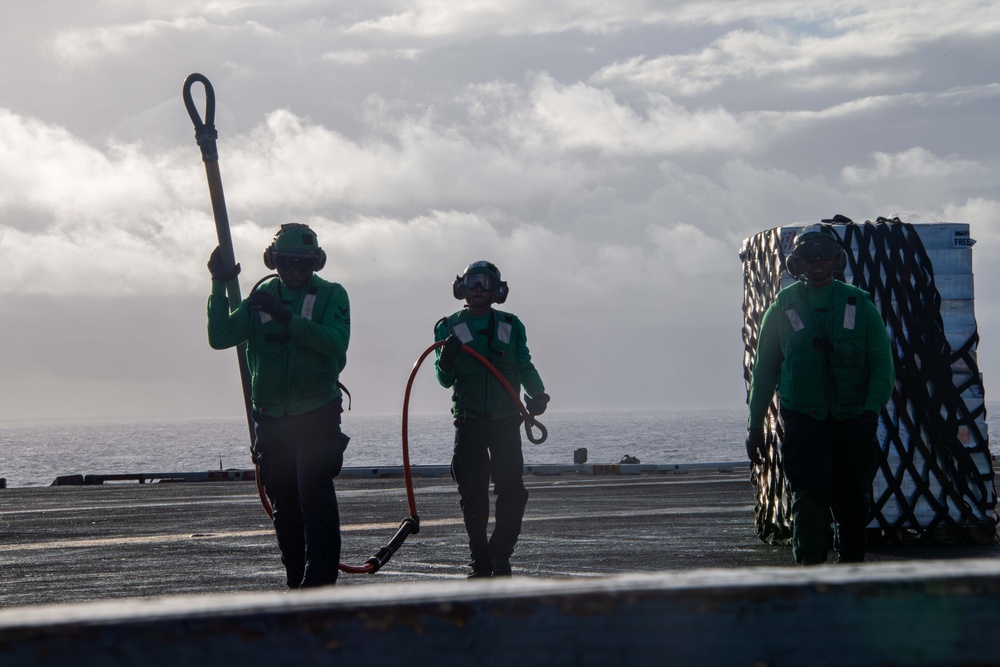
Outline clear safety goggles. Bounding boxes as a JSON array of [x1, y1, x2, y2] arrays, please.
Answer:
[[461, 273, 498, 291], [792, 240, 840, 262], [275, 254, 316, 273]]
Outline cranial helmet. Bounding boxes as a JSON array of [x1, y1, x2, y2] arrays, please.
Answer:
[[795, 223, 840, 245], [453, 260, 509, 303], [263, 223, 327, 271], [785, 223, 848, 278]]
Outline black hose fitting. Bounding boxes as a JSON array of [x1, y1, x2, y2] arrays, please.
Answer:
[[364, 516, 420, 572]]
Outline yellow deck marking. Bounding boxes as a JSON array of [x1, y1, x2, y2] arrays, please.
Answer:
[[0, 504, 750, 554]]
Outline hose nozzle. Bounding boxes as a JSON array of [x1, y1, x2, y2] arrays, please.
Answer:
[[364, 516, 420, 572]]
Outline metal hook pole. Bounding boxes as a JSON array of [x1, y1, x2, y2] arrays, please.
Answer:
[[183, 73, 255, 448]]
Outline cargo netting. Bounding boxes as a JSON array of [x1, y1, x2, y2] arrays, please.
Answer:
[[740, 218, 997, 545]]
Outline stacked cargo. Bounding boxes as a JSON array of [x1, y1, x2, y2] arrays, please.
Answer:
[[740, 216, 996, 544]]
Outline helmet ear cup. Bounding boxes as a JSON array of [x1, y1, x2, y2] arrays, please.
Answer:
[[263, 244, 277, 270], [785, 255, 803, 278], [494, 281, 509, 304], [453, 276, 466, 300], [313, 248, 327, 272], [835, 248, 848, 272]]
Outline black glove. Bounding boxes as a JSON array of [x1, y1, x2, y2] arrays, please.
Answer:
[[745, 428, 765, 465], [852, 411, 880, 445], [525, 392, 550, 416], [438, 335, 463, 371], [246, 291, 292, 324], [207, 247, 241, 283]]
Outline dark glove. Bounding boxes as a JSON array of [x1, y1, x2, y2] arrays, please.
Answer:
[[207, 247, 241, 283], [438, 335, 463, 371], [852, 411, 880, 444], [245, 291, 292, 325], [525, 392, 550, 416], [745, 428, 765, 465]]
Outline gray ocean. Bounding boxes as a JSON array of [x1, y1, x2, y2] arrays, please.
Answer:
[[0, 408, 754, 488], [3, 403, 995, 489]]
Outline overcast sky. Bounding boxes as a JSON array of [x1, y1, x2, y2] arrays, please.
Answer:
[[1, 1, 999, 421]]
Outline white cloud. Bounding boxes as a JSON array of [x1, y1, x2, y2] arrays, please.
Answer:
[[592, 2, 1000, 96], [0, 109, 187, 223], [647, 222, 732, 278], [592, 28, 920, 96], [221, 104, 589, 213], [49, 12, 285, 69], [344, 0, 1000, 42], [0, 213, 206, 296], [720, 160, 866, 227], [3, 0, 1000, 419], [345, 0, 674, 38], [842, 147, 990, 185], [506, 74, 752, 155], [51, 18, 212, 66], [321, 49, 421, 65]]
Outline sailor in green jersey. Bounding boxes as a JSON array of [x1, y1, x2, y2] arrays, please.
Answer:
[[746, 223, 895, 565], [207, 223, 350, 588], [435, 261, 550, 578]]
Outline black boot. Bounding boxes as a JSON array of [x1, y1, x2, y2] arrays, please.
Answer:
[[467, 560, 493, 578], [492, 559, 512, 577]]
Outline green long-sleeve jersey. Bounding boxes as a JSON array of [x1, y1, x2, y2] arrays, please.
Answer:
[[435, 308, 545, 420], [208, 274, 350, 417], [748, 280, 894, 428]]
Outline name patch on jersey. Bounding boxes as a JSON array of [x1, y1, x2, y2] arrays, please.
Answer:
[[843, 303, 857, 330], [453, 322, 474, 343], [301, 294, 317, 321], [497, 321, 512, 344], [784, 308, 805, 332]]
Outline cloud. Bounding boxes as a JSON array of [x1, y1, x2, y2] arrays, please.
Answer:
[[591, 28, 919, 96], [647, 222, 733, 278], [345, 0, 673, 38], [591, 2, 1000, 96], [0, 109, 187, 224], [321, 48, 422, 65], [222, 103, 591, 215], [510, 75, 751, 155], [51, 18, 214, 66], [719, 159, 866, 226], [842, 147, 990, 185], [944, 198, 1000, 229], [1, 80, 992, 304], [4, 0, 1000, 420], [0, 110, 228, 296]]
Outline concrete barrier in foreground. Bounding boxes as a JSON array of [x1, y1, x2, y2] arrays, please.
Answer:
[[1, 559, 998, 666]]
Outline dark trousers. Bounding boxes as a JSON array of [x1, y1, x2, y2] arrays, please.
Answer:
[[253, 399, 349, 588], [780, 407, 879, 565], [451, 416, 529, 567]]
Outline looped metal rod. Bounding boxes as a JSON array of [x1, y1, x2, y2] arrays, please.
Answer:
[[182, 73, 219, 162], [457, 344, 548, 444], [524, 417, 547, 444], [182, 71, 259, 517]]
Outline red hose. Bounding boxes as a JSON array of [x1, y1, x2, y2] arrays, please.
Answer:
[[401, 341, 546, 508], [257, 339, 546, 575], [453, 344, 548, 444], [255, 464, 272, 520]]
